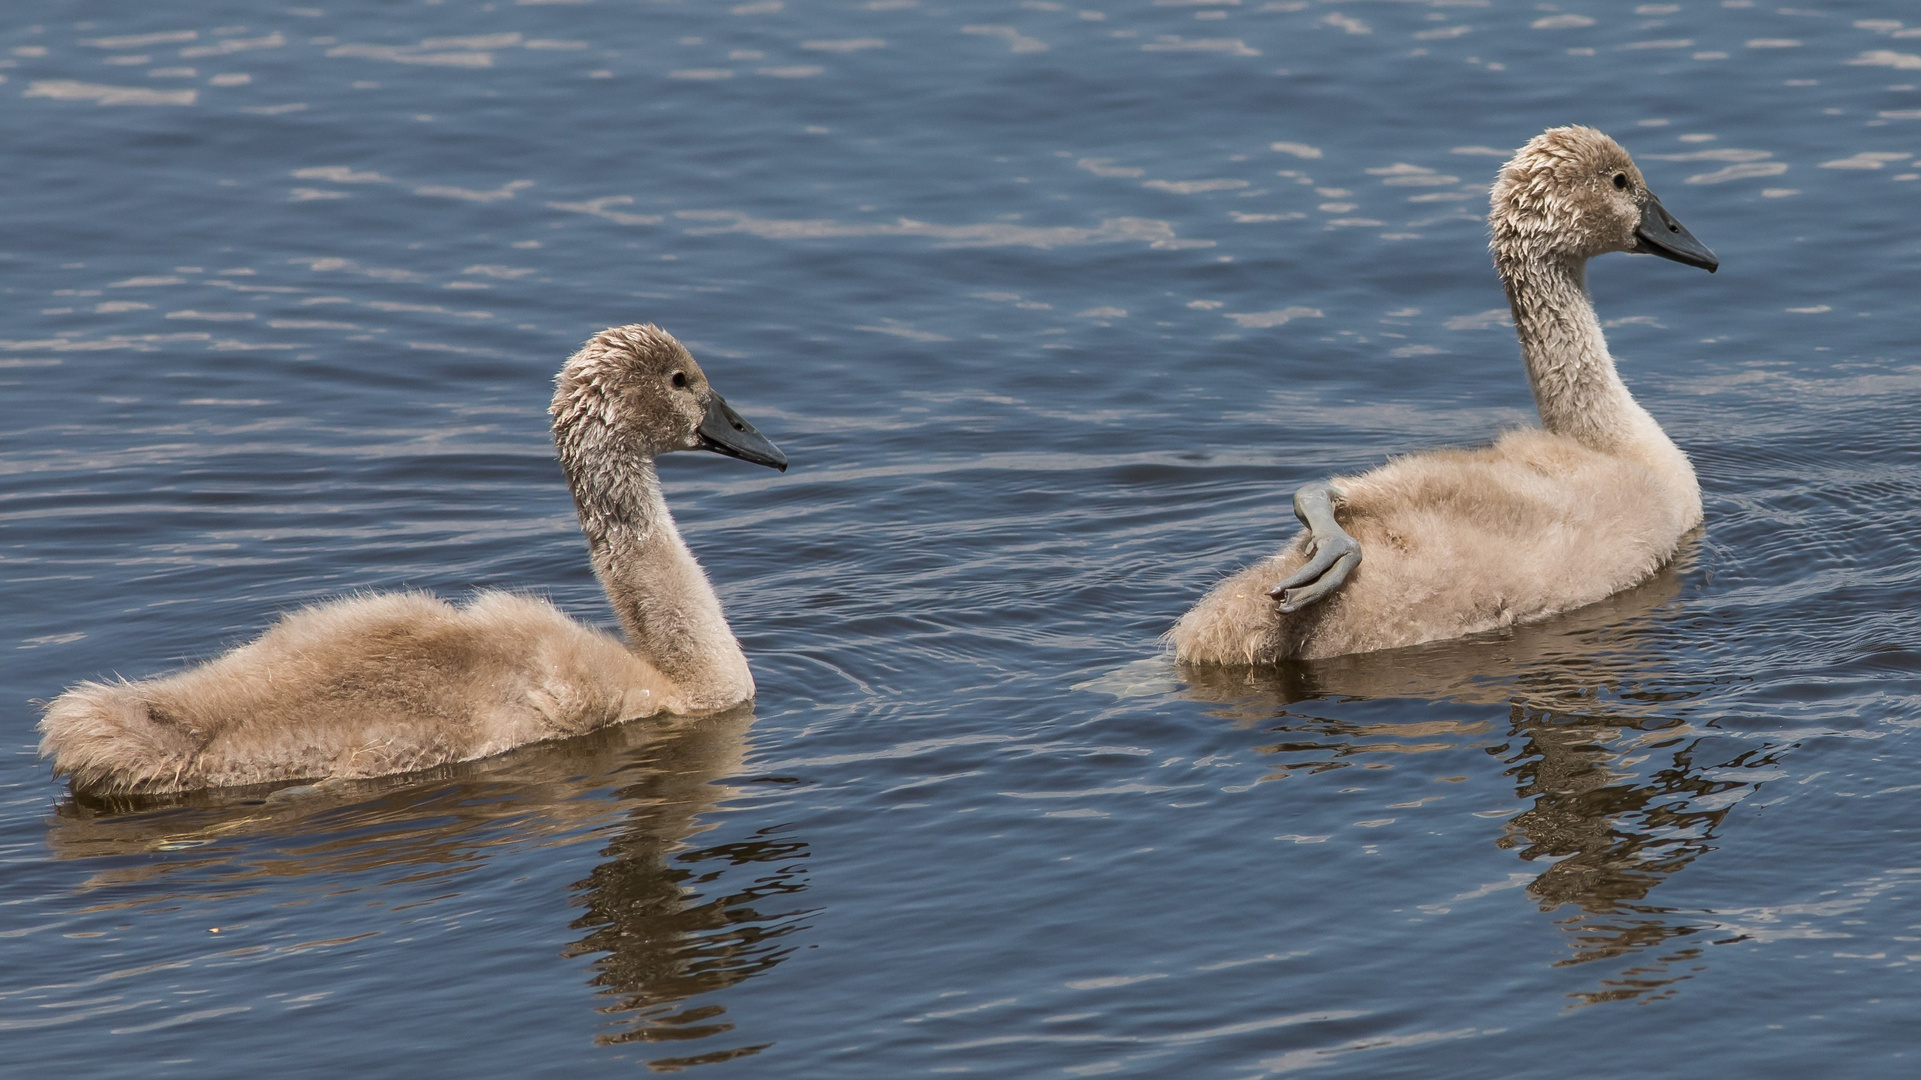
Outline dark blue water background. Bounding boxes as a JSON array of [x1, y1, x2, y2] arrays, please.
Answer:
[[3, 1, 1919, 1075]]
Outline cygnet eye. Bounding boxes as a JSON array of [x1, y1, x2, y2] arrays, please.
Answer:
[[1612, 172, 1629, 191], [670, 371, 688, 389]]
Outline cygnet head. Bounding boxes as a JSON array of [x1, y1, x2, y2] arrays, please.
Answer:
[[551, 323, 787, 475], [1490, 125, 1717, 274]]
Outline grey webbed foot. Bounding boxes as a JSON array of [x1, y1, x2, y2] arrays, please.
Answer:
[[1268, 481, 1362, 613]]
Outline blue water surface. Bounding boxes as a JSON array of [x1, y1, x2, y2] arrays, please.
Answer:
[[3, 0, 1920, 1076]]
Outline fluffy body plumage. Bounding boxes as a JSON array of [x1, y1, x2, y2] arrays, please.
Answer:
[[1172, 126, 1712, 663], [40, 324, 782, 795]]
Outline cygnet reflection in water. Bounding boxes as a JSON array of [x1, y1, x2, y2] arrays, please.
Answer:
[[40, 324, 787, 796], [1173, 126, 1719, 663], [1174, 541, 1779, 999], [45, 706, 811, 1062]]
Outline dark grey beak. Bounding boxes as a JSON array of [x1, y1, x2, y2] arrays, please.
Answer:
[[1634, 193, 1718, 273], [696, 393, 788, 472]]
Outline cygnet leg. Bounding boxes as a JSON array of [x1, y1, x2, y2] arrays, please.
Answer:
[[1268, 481, 1362, 613]]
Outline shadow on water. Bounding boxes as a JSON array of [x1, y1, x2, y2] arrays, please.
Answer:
[[1176, 539, 1783, 1004], [40, 707, 812, 1066]]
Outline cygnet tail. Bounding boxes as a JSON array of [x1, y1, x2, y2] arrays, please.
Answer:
[[1168, 542, 1319, 666], [38, 682, 197, 795]]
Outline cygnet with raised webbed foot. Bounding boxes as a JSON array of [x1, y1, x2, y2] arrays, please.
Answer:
[[39, 324, 788, 795], [1172, 125, 1718, 663]]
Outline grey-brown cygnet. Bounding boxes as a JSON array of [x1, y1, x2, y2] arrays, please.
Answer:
[[1173, 126, 1718, 663], [40, 324, 787, 795]]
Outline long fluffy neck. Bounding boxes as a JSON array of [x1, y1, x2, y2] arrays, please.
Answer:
[[563, 454, 753, 710], [1496, 253, 1662, 446], [1499, 254, 1640, 446], [1497, 250, 1701, 525]]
